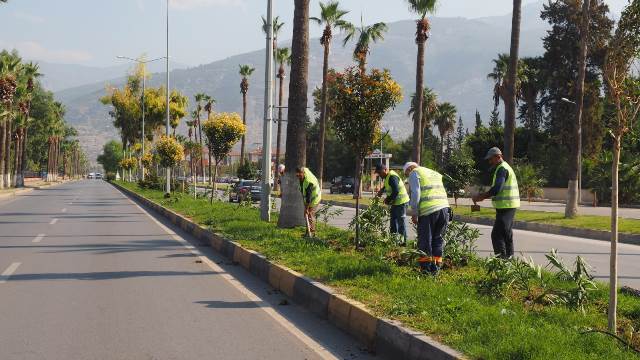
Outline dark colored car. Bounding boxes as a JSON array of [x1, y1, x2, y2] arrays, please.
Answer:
[[229, 180, 261, 202], [329, 176, 355, 194]]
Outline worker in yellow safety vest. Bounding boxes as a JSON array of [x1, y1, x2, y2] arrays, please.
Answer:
[[472, 147, 520, 259], [295, 167, 321, 237], [404, 162, 450, 275], [375, 164, 410, 244]]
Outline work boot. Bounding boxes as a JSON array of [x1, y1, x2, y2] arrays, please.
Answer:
[[431, 262, 441, 276], [419, 262, 432, 275]]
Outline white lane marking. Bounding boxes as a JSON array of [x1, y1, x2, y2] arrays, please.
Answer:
[[122, 194, 338, 360], [61, 208, 67, 213], [0, 262, 21, 283], [32, 234, 45, 243], [49, 218, 58, 225]]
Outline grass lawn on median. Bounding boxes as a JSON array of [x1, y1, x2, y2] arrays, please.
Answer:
[[115, 180, 640, 360]]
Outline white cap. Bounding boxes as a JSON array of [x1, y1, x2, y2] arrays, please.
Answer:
[[277, 164, 285, 173], [403, 162, 418, 174]]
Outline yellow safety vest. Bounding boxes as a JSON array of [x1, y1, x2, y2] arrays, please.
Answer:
[[383, 170, 409, 206], [414, 167, 449, 216], [491, 161, 520, 209], [300, 168, 321, 206]]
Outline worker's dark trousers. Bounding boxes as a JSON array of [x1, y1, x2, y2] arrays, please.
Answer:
[[491, 208, 517, 258], [389, 204, 408, 242], [417, 208, 449, 259]]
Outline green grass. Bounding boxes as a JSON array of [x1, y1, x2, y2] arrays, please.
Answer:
[[324, 193, 372, 205], [115, 181, 640, 360], [455, 206, 640, 235]]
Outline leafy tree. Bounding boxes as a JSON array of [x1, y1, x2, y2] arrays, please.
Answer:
[[489, 107, 502, 129], [202, 112, 245, 199], [154, 135, 184, 183], [311, 0, 353, 186], [343, 19, 387, 74], [330, 67, 403, 246], [602, 0, 640, 332], [238, 65, 255, 164], [474, 109, 483, 131], [434, 101, 456, 163], [97, 140, 124, 174], [169, 90, 188, 136], [279, 0, 311, 229], [443, 146, 478, 207], [405, 0, 438, 164], [236, 161, 258, 182], [455, 115, 465, 149], [514, 162, 546, 203]]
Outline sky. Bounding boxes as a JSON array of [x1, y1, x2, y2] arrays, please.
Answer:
[[0, 0, 629, 68]]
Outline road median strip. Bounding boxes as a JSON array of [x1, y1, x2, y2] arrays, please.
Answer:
[[111, 181, 464, 360]]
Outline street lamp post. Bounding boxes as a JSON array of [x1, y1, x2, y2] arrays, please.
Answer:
[[260, 0, 275, 221], [116, 56, 166, 181], [165, 0, 171, 195], [561, 97, 582, 205]]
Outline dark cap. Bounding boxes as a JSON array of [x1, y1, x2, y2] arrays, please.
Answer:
[[374, 163, 387, 173]]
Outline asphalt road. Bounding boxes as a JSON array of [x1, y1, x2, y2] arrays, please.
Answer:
[[323, 204, 640, 289], [0, 181, 380, 360]]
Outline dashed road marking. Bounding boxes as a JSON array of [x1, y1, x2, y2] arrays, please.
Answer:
[[32, 234, 45, 243], [49, 218, 58, 225], [61, 208, 67, 213], [0, 262, 21, 283]]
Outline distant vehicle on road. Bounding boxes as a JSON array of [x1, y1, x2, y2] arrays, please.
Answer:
[[229, 180, 261, 203], [95, 173, 103, 179], [330, 176, 355, 194], [88, 173, 95, 179]]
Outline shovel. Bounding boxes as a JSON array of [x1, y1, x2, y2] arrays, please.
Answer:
[[304, 208, 312, 237]]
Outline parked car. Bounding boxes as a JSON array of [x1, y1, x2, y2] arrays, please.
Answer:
[[88, 173, 95, 179], [229, 180, 261, 202], [330, 176, 355, 194], [95, 173, 103, 179]]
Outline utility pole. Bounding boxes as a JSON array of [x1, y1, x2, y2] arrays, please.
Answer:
[[260, 0, 275, 221], [165, 0, 171, 195]]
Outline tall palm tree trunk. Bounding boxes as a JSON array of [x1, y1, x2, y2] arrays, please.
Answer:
[[18, 126, 26, 187], [0, 119, 5, 188], [278, 0, 310, 229], [12, 128, 20, 187], [240, 93, 247, 165], [412, 39, 425, 164], [317, 42, 331, 189], [275, 69, 285, 191], [5, 117, 13, 186], [198, 119, 205, 182], [566, 0, 590, 218], [503, 0, 522, 164]]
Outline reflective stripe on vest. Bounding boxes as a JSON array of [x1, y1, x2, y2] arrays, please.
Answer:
[[301, 168, 321, 206], [415, 167, 449, 216], [383, 170, 409, 206], [491, 161, 520, 209]]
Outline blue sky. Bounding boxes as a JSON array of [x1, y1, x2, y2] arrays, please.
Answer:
[[0, 0, 628, 67]]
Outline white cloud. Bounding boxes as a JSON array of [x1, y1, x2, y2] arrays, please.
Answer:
[[169, 0, 245, 10], [0, 41, 93, 63], [12, 11, 45, 24]]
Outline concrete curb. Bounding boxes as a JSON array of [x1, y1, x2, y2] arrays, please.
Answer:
[[112, 182, 465, 360], [0, 179, 75, 201], [321, 200, 640, 246]]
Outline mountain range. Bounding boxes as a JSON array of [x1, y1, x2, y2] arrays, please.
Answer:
[[53, 1, 549, 163]]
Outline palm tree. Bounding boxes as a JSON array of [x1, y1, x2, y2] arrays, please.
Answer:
[[238, 65, 255, 165], [408, 87, 437, 159], [275, 47, 291, 191], [203, 95, 215, 185], [434, 102, 456, 164], [310, 0, 353, 187], [504, 0, 522, 164], [262, 16, 285, 54], [343, 17, 387, 74], [566, 0, 591, 219], [519, 57, 542, 132], [487, 53, 527, 125], [0, 51, 22, 188], [16, 62, 40, 187], [278, 0, 310, 229], [406, 0, 438, 165]]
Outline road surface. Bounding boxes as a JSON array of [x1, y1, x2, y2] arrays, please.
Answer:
[[0, 181, 379, 360]]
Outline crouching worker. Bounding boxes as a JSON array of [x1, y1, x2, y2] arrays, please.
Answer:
[[295, 167, 321, 237], [375, 164, 409, 244], [404, 162, 450, 275]]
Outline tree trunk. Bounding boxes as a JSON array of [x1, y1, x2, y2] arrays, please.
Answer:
[[608, 134, 620, 333], [275, 68, 285, 191], [412, 39, 425, 164], [565, 0, 590, 218], [208, 151, 213, 190], [12, 129, 20, 187], [278, 0, 310, 229], [210, 160, 219, 204], [354, 159, 363, 248], [240, 93, 247, 165], [5, 117, 12, 187], [198, 118, 205, 183], [317, 41, 331, 187], [17, 127, 26, 187], [0, 119, 5, 189], [503, 0, 522, 164]]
